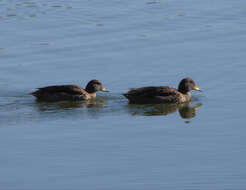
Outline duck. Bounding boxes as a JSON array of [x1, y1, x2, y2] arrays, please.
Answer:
[[123, 77, 201, 104], [31, 80, 108, 102]]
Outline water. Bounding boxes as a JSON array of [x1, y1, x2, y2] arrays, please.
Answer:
[[1, 0, 246, 189]]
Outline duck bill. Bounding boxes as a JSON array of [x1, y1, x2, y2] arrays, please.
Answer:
[[193, 86, 201, 92], [101, 88, 109, 92], [193, 104, 202, 111]]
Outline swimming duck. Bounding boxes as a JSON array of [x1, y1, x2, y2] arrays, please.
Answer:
[[31, 80, 108, 102], [124, 77, 201, 104]]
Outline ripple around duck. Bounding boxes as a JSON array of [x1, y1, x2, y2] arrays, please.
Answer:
[[1, 0, 246, 189], [0, 0, 72, 20], [0, 88, 203, 127]]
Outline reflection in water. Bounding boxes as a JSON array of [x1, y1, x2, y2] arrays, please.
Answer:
[[129, 102, 201, 119], [178, 103, 201, 119], [34, 98, 106, 112], [31, 97, 108, 120], [29, 93, 201, 121]]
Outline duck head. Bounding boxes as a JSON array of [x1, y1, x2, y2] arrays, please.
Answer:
[[178, 78, 201, 94], [85, 80, 108, 93]]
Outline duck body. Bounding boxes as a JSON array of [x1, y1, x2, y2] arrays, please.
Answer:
[[124, 86, 190, 104], [124, 78, 200, 104], [31, 80, 108, 102], [31, 85, 92, 102]]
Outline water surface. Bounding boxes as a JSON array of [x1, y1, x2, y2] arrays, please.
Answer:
[[1, 0, 246, 189]]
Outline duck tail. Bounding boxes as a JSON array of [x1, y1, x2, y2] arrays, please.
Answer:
[[30, 91, 38, 97], [123, 93, 129, 98]]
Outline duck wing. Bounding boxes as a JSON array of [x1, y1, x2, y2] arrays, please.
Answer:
[[124, 86, 181, 104], [35, 85, 86, 95], [125, 86, 178, 98]]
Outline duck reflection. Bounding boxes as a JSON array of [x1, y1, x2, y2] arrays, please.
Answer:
[[178, 103, 201, 119], [129, 102, 201, 119], [34, 97, 106, 112]]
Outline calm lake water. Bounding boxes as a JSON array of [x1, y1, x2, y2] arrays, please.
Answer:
[[1, 0, 246, 189]]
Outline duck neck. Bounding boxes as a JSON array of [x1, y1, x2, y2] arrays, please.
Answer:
[[179, 91, 191, 102], [85, 85, 96, 94], [85, 87, 97, 98], [186, 92, 192, 102], [185, 92, 191, 97], [178, 89, 190, 95], [89, 92, 97, 98]]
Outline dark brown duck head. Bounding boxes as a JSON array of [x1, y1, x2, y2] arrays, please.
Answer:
[[178, 78, 201, 94], [85, 80, 108, 93]]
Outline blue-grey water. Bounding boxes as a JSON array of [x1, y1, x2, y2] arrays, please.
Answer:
[[1, 0, 246, 189]]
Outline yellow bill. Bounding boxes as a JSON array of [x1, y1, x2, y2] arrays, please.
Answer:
[[194, 104, 202, 111], [101, 88, 109, 92], [193, 86, 201, 92]]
